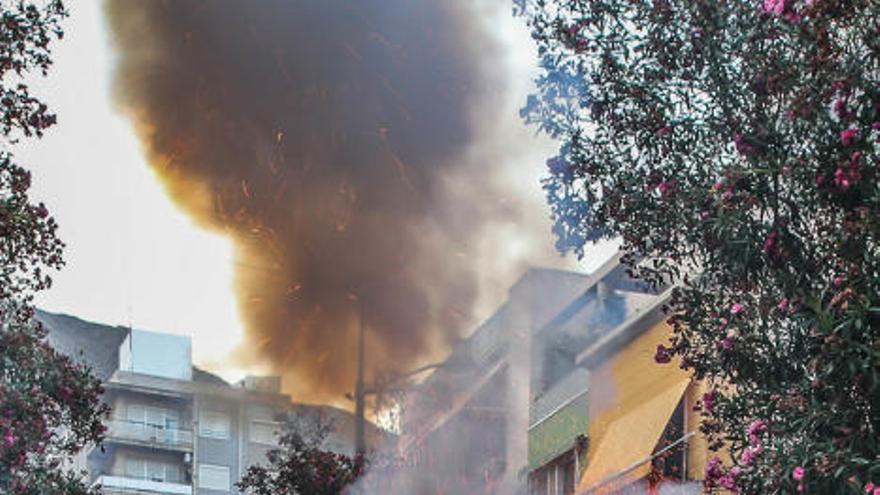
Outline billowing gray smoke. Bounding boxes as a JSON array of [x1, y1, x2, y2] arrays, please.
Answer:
[[105, 0, 548, 404]]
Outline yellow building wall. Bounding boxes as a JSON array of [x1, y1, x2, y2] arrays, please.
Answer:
[[577, 319, 711, 493]]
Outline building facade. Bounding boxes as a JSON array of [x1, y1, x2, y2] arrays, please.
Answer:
[[521, 256, 709, 495], [397, 265, 601, 494], [399, 254, 711, 495], [41, 312, 292, 494]]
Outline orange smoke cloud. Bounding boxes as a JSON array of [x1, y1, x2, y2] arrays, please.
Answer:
[[105, 0, 544, 404]]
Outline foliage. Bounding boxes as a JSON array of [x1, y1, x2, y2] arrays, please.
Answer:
[[0, 304, 108, 494], [0, 1, 109, 493], [237, 416, 366, 495], [518, 0, 880, 493]]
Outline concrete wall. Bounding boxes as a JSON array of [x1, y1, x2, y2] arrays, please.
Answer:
[[120, 330, 193, 381], [194, 396, 240, 494]]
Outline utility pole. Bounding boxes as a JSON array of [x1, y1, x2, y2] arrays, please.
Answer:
[[350, 297, 468, 457], [354, 299, 367, 456]]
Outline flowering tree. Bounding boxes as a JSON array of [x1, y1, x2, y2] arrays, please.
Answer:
[[237, 417, 365, 495], [517, 0, 879, 493], [0, 1, 108, 493]]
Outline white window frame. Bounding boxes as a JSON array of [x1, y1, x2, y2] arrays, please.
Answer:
[[198, 464, 230, 491], [199, 410, 230, 439], [249, 420, 280, 445], [127, 404, 180, 430], [125, 458, 180, 483]]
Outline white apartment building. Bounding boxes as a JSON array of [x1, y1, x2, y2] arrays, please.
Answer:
[[41, 311, 292, 495]]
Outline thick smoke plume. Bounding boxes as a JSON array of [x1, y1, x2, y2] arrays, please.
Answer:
[[105, 0, 549, 404]]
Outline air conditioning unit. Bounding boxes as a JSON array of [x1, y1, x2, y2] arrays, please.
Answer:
[[184, 452, 192, 464]]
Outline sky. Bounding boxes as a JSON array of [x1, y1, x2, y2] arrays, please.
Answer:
[[17, 1, 618, 383], [19, 1, 247, 376]]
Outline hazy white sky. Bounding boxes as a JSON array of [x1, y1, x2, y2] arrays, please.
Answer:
[[17, 2, 617, 382], [19, 1, 246, 377]]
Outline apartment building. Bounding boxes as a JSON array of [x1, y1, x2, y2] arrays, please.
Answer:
[[397, 265, 598, 494], [40, 312, 292, 495], [525, 258, 708, 495], [398, 254, 711, 495]]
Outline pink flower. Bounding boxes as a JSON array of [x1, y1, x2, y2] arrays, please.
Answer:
[[763, 231, 783, 261], [841, 127, 859, 146], [731, 303, 744, 315], [654, 344, 672, 364], [778, 298, 790, 312], [720, 337, 734, 350], [874, 488, 880, 495], [702, 390, 717, 413], [734, 133, 754, 155], [793, 466, 805, 481], [3, 432, 14, 448], [864, 482, 875, 493], [762, 0, 786, 15], [658, 180, 676, 197], [740, 447, 760, 466], [748, 419, 767, 446], [784, 10, 802, 22], [763, 231, 777, 252], [748, 419, 767, 435], [834, 99, 849, 119], [705, 456, 722, 479], [58, 385, 73, 401], [719, 472, 740, 491]]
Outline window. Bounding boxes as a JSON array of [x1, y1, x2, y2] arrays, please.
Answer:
[[529, 454, 576, 495], [198, 464, 230, 491], [562, 459, 575, 494], [250, 421, 279, 444], [652, 397, 687, 481], [125, 458, 181, 483], [199, 410, 230, 439], [127, 404, 180, 429]]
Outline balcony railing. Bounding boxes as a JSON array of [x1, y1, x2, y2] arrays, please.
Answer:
[[530, 367, 590, 427], [105, 419, 193, 449], [92, 475, 191, 495]]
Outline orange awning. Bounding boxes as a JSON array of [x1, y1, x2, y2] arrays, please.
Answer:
[[577, 378, 690, 494]]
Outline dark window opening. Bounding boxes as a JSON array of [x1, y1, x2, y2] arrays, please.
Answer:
[[528, 451, 577, 495], [650, 396, 687, 484]]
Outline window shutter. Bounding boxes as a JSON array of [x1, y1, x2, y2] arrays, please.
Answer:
[[198, 464, 230, 491]]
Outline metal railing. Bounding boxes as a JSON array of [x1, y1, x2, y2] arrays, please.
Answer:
[[104, 419, 193, 448], [530, 367, 590, 428], [92, 475, 192, 495]]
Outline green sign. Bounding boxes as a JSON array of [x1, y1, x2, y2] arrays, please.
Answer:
[[528, 392, 589, 470]]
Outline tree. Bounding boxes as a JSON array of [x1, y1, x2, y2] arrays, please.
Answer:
[[0, 1, 108, 493], [517, 0, 879, 493], [237, 416, 365, 495]]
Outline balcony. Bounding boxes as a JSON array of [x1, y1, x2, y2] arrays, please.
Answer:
[[528, 367, 590, 470], [92, 475, 191, 495], [104, 419, 193, 451], [530, 367, 590, 426]]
